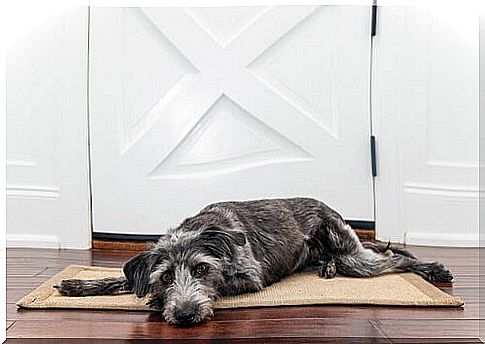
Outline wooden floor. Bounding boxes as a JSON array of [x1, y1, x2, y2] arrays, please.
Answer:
[[6, 246, 483, 343]]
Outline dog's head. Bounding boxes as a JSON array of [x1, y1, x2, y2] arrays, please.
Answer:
[[123, 223, 246, 325]]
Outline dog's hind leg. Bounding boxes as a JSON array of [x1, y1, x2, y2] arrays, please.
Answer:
[[315, 215, 454, 283], [335, 250, 454, 283], [318, 258, 337, 279]]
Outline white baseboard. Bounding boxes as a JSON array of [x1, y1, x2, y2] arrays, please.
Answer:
[[405, 232, 480, 247], [7, 234, 61, 249]]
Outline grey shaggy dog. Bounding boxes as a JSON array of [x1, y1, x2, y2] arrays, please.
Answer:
[[55, 198, 453, 325]]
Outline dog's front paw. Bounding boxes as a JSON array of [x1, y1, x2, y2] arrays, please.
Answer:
[[318, 260, 337, 279], [53, 279, 86, 296]]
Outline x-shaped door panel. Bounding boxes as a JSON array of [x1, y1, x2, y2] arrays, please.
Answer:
[[120, 6, 349, 178]]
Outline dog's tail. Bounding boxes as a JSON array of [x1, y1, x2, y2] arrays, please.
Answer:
[[54, 277, 132, 296], [362, 240, 417, 259]]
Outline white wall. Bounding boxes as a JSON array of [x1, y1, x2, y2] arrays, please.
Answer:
[[6, 7, 91, 249]]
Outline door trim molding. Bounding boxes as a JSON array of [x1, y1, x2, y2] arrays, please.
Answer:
[[405, 232, 479, 248]]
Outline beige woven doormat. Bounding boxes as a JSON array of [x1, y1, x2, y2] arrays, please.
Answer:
[[17, 265, 463, 310]]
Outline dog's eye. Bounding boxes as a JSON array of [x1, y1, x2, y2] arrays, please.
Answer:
[[161, 271, 173, 283], [194, 264, 209, 276]]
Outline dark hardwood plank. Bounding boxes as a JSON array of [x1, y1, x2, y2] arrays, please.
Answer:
[[8, 288, 42, 304], [7, 276, 62, 289], [440, 287, 479, 303], [5, 318, 387, 340], [7, 248, 91, 259], [6, 266, 49, 277], [7, 303, 479, 323], [375, 318, 481, 338], [5, 338, 392, 344]]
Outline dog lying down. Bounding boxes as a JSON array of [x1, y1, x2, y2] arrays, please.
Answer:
[[55, 198, 453, 325]]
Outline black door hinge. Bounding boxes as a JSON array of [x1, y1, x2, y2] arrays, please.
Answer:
[[371, 4, 378, 37], [370, 135, 377, 177]]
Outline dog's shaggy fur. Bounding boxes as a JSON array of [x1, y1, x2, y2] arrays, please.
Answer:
[[55, 198, 453, 325]]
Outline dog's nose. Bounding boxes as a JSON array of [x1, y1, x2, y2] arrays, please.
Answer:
[[174, 307, 196, 325]]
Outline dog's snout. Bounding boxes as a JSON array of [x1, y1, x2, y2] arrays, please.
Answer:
[[174, 305, 198, 325]]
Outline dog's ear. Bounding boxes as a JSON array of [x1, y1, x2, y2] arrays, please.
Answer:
[[199, 226, 246, 258], [123, 249, 161, 298]]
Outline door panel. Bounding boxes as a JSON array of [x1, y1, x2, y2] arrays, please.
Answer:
[[373, 6, 479, 246], [90, 6, 373, 235]]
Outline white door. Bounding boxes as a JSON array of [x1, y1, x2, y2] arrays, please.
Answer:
[[90, 6, 374, 235], [373, 6, 479, 246]]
